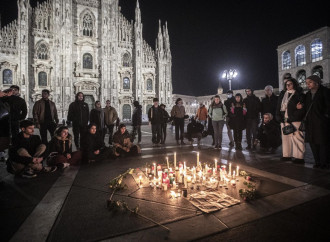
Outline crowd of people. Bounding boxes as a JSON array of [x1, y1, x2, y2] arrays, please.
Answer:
[[0, 74, 329, 179]]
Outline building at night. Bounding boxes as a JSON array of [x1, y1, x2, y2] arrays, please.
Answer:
[[277, 26, 330, 90], [0, 0, 173, 120]]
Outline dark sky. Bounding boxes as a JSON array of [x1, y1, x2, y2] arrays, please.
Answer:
[[1, 0, 329, 96]]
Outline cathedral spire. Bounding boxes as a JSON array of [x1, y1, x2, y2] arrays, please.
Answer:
[[135, 0, 141, 24]]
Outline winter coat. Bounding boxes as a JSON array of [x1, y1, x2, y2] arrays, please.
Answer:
[[276, 90, 305, 123], [196, 106, 208, 121], [113, 130, 131, 147], [224, 97, 235, 113], [9, 132, 43, 165], [49, 134, 73, 155], [162, 109, 170, 124], [187, 121, 204, 135], [132, 105, 142, 126], [5, 95, 27, 122], [104, 106, 118, 125], [81, 132, 105, 161], [0, 98, 10, 137], [305, 85, 330, 144], [228, 103, 246, 130], [208, 103, 227, 121], [148, 106, 163, 125], [171, 105, 185, 118], [67, 100, 89, 127], [90, 108, 105, 131], [33, 99, 59, 125], [257, 120, 281, 148], [243, 94, 261, 120], [261, 94, 279, 117]]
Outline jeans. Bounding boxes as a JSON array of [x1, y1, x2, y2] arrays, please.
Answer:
[[40, 122, 57, 145], [106, 124, 115, 144], [212, 120, 225, 146], [174, 118, 185, 141], [151, 124, 161, 144], [133, 125, 141, 143], [161, 123, 167, 143], [246, 118, 259, 146]]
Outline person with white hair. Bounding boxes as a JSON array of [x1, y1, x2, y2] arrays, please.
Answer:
[[261, 85, 278, 119], [256, 113, 281, 153]]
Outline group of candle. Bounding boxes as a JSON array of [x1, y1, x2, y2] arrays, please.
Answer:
[[144, 152, 240, 193]]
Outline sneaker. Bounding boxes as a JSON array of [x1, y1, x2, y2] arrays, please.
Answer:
[[218, 145, 222, 150], [21, 169, 37, 179], [229, 141, 234, 147], [42, 166, 58, 173]]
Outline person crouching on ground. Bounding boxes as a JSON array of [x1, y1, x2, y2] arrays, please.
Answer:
[[256, 113, 281, 153], [8, 120, 57, 178], [185, 116, 204, 149], [81, 123, 112, 163], [113, 124, 140, 157], [48, 126, 82, 168]]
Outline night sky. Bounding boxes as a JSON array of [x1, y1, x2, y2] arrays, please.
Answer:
[[1, 0, 329, 96]]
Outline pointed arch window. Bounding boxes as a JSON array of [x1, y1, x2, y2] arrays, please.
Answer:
[[83, 53, 93, 69], [282, 51, 291, 70], [295, 45, 306, 67], [311, 39, 323, 62], [122, 53, 131, 67], [36, 42, 49, 60], [123, 77, 130, 90], [3, 69, 13, 85], [312, 66, 323, 79], [38, 72, 47, 86], [82, 13, 93, 37], [122, 104, 131, 120], [296, 70, 306, 90], [147, 79, 153, 90]]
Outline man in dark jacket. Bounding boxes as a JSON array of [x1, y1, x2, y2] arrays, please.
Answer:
[[67, 92, 89, 149], [8, 120, 56, 178], [160, 104, 170, 144], [185, 116, 204, 148], [224, 90, 235, 146], [304, 75, 330, 169], [132, 100, 142, 144], [261, 85, 279, 119], [33, 89, 59, 144], [7, 85, 27, 138], [243, 88, 261, 150], [148, 98, 163, 146]]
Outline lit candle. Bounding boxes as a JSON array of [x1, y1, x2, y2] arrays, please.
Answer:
[[174, 152, 177, 168], [229, 163, 232, 177], [153, 163, 156, 177], [236, 166, 239, 176], [197, 152, 199, 167], [187, 175, 192, 182], [213, 168, 216, 176], [233, 171, 236, 179], [184, 161, 186, 172], [214, 159, 217, 171], [139, 175, 142, 187], [166, 157, 169, 169]]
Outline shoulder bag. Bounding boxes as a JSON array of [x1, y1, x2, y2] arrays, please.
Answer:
[[282, 123, 296, 135]]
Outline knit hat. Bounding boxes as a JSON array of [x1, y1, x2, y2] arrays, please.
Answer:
[[306, 75, 322, 84]]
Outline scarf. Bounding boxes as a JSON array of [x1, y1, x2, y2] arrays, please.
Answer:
[[280, 90, 295, 118]]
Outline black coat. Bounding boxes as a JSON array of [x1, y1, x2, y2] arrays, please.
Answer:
[[305, 85, 330, 144], [224, 97, 235, 112], [49, 134, 73, 155], [276, 90, 305, 123], [162, 109, 170, 124], [132, 105, 142, 126], [81, 132, 104, 161], [261, 94, 279, 117], [243, 94, 261, 119], [90, 108, 104, 131], [0, 98, 10, 137], [5, 95, 27, 122], [148, 106, 163, 125], [228, 104, 246, 130], [187, 121, 204, 134], [9, 132, 44, 165], [257, 120, 281, 148], [67, 101, 89, 127]]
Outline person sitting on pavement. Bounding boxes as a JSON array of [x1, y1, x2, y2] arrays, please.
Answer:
[[255, 113, 281, 153], [48, 126, 82, 168], [7, 120, 57, 178], [80, 123, 112, 163], [184, 116, 204, 148], [113, 124, 140, 157]]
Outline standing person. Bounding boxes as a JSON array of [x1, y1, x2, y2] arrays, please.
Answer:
[[256, 113, 281, 153], [90, 101, 106, 141], [208, 95, 227, 149], [261, 85, 279, 118], [148, 98, 163, 147], [207, 97, 215, 146], [171, 98, 186, 145], [228, 93, 247, 150], [132, 100, 142, 144], [7, 85, 27, 138], [48, 126, 82, 167], [243, 88, 261, 150], [160, 103, 170, 144], [304, 75, 330, 169], [67, 92, 89, 149], [104, 100, 118, 145], [276, 77, 305, 163], [224, 90, 235, 147], [195, 103, 208, 128], [33, 89, 59, 145], [0, 89, 11, 161]]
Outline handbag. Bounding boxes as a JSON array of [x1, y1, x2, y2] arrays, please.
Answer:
[[282, 123, 296, 135]]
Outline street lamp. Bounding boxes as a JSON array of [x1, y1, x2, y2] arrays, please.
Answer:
[[222, 69, 238, 91]]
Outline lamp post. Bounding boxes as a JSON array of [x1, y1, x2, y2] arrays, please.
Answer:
[[222, 69, 238, 91]]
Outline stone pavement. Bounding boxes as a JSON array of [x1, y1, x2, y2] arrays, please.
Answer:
[[1, 123, 330, 242]]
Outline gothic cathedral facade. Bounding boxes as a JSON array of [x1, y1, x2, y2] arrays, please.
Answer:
[[0, 0, 173, 120]]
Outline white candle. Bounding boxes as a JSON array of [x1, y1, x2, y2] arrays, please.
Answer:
[[214, 159, 217, 170], [153, 163, 156, 177], [236, 166, 239, 176], [233, 171, 236, 179], [197, 152, 199, 167], [229, 163, 232, 177], [213, 168, 216, 176], [166, 157, 169, 169], [174, 152, 177, 168], [184, 161, 186, 172]]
